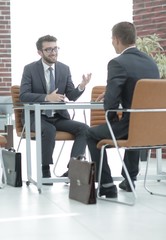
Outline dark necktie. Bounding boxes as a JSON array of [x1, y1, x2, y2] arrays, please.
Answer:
[[46, 67, 55, 117], [48, 67, 55, 93]]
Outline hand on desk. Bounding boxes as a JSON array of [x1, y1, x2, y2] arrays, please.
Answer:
[[45, 88, 65, 102], [95, 92, 105, 102]]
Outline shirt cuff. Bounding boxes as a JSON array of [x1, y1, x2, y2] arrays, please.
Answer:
[[78, 85, 84, 92]]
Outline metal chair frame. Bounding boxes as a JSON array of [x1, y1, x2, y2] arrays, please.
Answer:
[[0, 135, 7, 188], [96, 79, 166, 206], [11, 85, 76, 186]]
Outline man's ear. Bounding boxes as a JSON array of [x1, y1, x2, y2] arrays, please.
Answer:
[[38, 50, 42, 57], [116, 37, 120, 44]]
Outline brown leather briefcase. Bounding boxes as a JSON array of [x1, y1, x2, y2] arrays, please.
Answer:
[[68, 156, 96, 204]]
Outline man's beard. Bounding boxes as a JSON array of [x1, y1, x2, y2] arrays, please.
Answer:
[[43, 54, 57, 64]]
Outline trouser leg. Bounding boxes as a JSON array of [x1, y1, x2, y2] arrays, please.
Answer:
[[86, 125, 114, 184], [30, 116, 56, 166], [121, 150, 140, 180], [55, 119, 89, 158]]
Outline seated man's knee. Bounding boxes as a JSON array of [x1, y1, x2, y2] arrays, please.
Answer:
[[42, 124, 56, 139]]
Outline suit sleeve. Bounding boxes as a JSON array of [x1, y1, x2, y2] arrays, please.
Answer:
[[20, 64, 46, 103], [61, 65, 84, 101], [104, 59, 127, 119]]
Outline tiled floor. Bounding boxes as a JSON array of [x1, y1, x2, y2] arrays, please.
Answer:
[[0, 172, 166, 239], [0, 140, 166, 239]]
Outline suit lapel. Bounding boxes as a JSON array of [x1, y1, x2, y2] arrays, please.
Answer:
[[55, 63, 59, 87], [37, 60, 47, 92]]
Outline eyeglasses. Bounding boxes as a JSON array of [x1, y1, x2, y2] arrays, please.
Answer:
[[42, 47, 60, 53]]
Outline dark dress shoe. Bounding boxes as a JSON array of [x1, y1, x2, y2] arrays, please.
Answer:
[[42, 169, 51, 178], [60, 170, 69, 177], [42, 169, 53, 186], [42, 182, 53, 186], [119, 179, 135, 192], [99, 185, 118, 198]]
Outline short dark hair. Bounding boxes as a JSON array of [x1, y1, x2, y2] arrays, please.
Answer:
[[36, 35, 57, 50], [112, 22, 136, 45]]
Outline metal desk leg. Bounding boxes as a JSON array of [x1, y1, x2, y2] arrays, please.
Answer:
[[25, 107, 32, 185], [156, 148, 162, 175], [35, 105, 42, 193]]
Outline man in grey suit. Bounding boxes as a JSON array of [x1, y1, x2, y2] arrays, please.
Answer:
[[86, 22, 160, 198], [20, 35, 91, 184]]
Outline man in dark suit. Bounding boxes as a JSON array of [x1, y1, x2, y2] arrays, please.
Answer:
[[20, 35, 91, 184], [86, 22, 160, 198]]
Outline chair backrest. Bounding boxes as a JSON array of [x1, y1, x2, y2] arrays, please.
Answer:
[[10, 85, 74, 141], [128, 79, 166, 146], [90, 86, 122, 127], [10, 85, 24, 137], [0, 96, 13, 115], [90, 86, 106, 127], [0, 135, 7, 147]]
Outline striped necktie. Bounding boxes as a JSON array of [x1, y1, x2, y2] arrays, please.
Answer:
[[46, 67, 55, 117], [48, 67, 55, 93]]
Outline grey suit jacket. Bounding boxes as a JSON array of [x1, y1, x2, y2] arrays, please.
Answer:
[[104, 47, 160, 138], [20, 59, 84, 119]]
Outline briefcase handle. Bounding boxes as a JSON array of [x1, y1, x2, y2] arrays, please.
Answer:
[[76, 155, 86, 161], [8, 148, 16, 153]]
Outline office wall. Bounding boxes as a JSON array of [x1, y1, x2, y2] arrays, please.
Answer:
[[0, 0, 11, 96], [133, 0, 166, 50]]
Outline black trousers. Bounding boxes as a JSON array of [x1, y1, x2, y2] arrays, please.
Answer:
[[30, 113, 89, 166], [86, 122, 140, 185]]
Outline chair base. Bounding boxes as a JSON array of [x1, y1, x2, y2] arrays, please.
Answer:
[[26, 176, 70, 194], [144, 185, 166, 197], [144, 150, 166, 197], [96, 188, 136, 206], [97, 144, 137, 206]]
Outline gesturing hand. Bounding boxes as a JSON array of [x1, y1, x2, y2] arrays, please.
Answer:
[[79, 73, 92, 90]]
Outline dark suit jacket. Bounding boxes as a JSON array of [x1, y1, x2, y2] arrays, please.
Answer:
[[20, 59, 84, 119], [104, 47, 160, 139]]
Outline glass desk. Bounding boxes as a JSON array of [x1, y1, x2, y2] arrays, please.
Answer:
[[24, 102, 104, 193], [23, 102, 164, 193]]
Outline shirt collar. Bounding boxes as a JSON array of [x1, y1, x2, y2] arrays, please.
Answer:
[[121, 45, 136, 54], [42, 60, 55, 71]]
